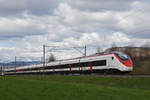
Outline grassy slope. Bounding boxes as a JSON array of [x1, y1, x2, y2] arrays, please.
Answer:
[[132, 59, 150, 74], [0, 76, 150, 100]]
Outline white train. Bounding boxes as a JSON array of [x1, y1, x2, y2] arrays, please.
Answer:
[[3, 51, 133, 75]]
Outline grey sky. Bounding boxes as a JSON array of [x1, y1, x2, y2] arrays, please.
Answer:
[[0, 0, 150, 62]]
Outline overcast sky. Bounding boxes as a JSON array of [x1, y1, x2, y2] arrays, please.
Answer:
[[0, 0, 150, 62]]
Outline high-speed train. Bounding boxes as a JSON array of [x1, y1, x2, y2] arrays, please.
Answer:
[[3, 51, 133, 75]]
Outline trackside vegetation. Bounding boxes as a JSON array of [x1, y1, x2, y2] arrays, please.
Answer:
[[0, 76, 150, 100]]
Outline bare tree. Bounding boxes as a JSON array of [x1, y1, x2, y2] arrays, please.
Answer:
[[142, 42, 150, 48], [111, 42, 117, 48], [48, 53, 56, 63], [142, 42, 150, 59], [96, 47, 103, 54], [109, 42, 118, 52]]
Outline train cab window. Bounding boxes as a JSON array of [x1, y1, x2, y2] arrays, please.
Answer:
[[115, 52, 129, 60]]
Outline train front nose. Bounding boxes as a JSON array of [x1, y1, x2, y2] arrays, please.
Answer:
[[114, 52, 133, 68], [121, 59, 132, 67]]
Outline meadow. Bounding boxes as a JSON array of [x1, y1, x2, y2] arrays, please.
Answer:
[[0, 75, 150, 100]]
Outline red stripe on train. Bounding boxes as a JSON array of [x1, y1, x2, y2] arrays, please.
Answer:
[[114, 54, 132, 67]]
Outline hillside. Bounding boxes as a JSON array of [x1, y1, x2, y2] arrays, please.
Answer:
[[106, 47, 150, 74]]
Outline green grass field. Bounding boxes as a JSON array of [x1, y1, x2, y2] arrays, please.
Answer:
[[0, 75, 150, 100]]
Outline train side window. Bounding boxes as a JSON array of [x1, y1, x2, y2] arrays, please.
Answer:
[[72, 63, 78, 67], [59, 64, 69, 69], [92, 60, 106, 66], [78, 62, 89, 67]]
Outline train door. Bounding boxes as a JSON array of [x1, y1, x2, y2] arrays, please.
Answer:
[[108, 56, 115, 68]]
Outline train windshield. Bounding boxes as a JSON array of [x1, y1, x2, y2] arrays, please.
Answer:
[[115, 52, 129, 60]]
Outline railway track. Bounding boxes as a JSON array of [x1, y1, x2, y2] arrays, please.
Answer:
[[2, 74, 150, 78], [85, 74, 150, 77]]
